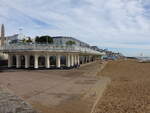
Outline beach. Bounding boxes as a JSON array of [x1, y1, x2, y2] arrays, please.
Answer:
[[0, 59, 150, 113], [95, 59, 150, 113]]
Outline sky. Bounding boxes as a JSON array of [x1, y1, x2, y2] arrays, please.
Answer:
[[0, 0, 150, 57]]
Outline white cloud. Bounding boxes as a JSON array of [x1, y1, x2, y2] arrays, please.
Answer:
[[0, 0, 150, 56]]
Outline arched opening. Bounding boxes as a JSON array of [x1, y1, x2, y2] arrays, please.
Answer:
[[12, 55, 16, 68], [50, 56, 56, 68], [20, 55, 25, 68], [87, 57, 89, 63], [91, 57, 94, 61], [84, 56, 86, 63], [30, 56, 34, 68], [61, 56, 66, 68], [80, 56, 83, 64], [38, 56, 45, 68]]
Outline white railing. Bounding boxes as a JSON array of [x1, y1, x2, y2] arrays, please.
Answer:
[[0, 44, 103, 55]]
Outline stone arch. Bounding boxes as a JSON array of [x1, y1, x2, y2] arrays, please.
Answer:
[[29, 55, 34, 68], [12, 55, 16, 67], [80, 56, 83, 64], [50, 56, 56, 68], [61, 56, 66, 67], [91, 56, 94, 61], [38, 56, 45, 68]]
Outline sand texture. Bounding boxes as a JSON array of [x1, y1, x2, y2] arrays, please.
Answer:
[[95, 59, 150, 113]]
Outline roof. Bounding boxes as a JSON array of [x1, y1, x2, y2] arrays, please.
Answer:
[[52, 36, 90, 46]]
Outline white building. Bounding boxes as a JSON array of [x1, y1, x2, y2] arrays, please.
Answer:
[[7, 34, 27, 44], [52, 36, 90, 47], [0, 24, 104, 69]]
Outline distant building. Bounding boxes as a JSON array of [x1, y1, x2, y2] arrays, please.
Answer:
[[91, 46, 105, 52], [52, 36, 90, 47], [101, 49, 124, 60], [7, 34, 27, 44], [0, 24, 28, 60]]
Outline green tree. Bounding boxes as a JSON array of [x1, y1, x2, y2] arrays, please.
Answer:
[[35, 35, 53, 44], [35, 36, 40, 42], [26, 37, 32, 43], [66, 40, 76, 46], [22, 38, 26, 43]]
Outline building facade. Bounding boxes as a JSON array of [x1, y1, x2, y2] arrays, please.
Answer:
[[0, 24, 105, 69], [52, 36, 90, 47]]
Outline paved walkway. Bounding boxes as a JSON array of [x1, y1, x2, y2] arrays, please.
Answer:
[[0, 61, 110, 113], [0, 86, 37, 113]]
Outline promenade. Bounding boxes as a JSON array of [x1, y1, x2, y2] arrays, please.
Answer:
[[0, 61, 110, 113]]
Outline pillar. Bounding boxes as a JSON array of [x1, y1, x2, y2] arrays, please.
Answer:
[[93, 56, 96, 61], [86, 56, 88, 63], [16, 55, 21, 68], [46, 54, 50, 68], [74, 55, 77, 65], [77, 55, 80, 65], [90, 56, 92, 62], [88, 56, 91, 62], [82, 56, 85, 64], [25, 55, 30, 68], [94, 56, 96, 61], [88, 56, 90, 62], [70, 54, 74, 67], [8, 54, 12, 68], [56, 55, 61, 68], [66, 54, 71, 67], [34, 54, 39, 69]]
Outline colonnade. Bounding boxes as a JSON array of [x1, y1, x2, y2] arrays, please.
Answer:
[[7, 53, 97, 69]]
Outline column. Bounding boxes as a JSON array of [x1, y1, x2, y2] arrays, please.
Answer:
[[94, 56, 97, 61], [34, 54, 39, 69], [88, 56, 91, 62], [86, 56, 89, 62], [66, 54, 71, 67], [77, 55, 80, 65], [46, 54, 50, 68], [16, 55, 21, 68], [90, 56, 92, 62], [70, 54, 74, 67], [8, 54, 12, 68], [93, 56, 95, 61], [74, 55, 77, 65], [88, 56, 90, 62], [86, 56, 89, 63], [82, 56, 85, 64], [56, 55, 61, 68], [25, 55, 30, 68]]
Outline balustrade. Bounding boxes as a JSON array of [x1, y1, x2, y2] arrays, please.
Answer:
[[0, 43, 102, 55]]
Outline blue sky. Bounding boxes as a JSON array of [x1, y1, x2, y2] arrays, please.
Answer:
[[0, 0, 150, 56]]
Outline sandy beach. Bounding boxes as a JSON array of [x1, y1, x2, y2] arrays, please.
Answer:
[[95, 59, 150, 113], [0, 59, 150, 113]]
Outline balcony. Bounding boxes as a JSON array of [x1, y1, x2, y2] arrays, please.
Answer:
[[0, 44, 104, 55]]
